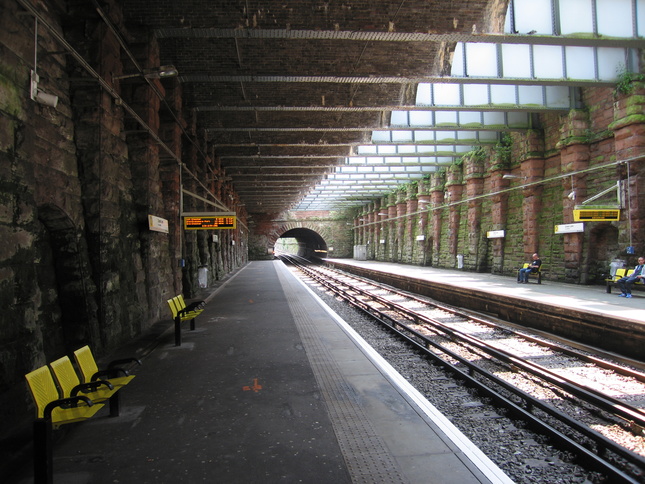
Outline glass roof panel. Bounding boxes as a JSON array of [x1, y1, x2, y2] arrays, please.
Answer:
[[391, 111, 408, 125], [597, 0, 632, 37], [501, 44, 532, 78], [482, 111, 506, 126], [415, 131, 436, 142], [597, 48, 629, 80], [508, 112, 530, 127], [372, 131, 390, 142], [518, 85, 544, 105], [465, 43, 498, 77], [514, 0, 553, 35], [559, 0, 593, 35], [416, 84, 432, 104], [490, 84, 517, 104], [533, 46, 564, 79], [462, 84, 489, 105], [565, 46, 596, 79], [357, 145, 377, 154], [451, 44, 465, 76], [410, 111, 433, 126], [460, 111, 482, 126], [433, 84, 461, 105], [545, 86, 571, 108], [378, 145, 397, 154], [392, 131, 412, 142], [434, 111, 458, 126]]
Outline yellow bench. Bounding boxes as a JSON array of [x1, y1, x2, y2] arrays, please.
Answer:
[[167, 294, 206, 346], [25, 365, 104, 484], [606, 268, 644, 294], [73, 345, 139, 390], [50, 356, 122, 418], [517, 263, 543, 284]]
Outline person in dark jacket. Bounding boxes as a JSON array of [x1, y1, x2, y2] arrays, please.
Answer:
[[518, 253, 541, 283]]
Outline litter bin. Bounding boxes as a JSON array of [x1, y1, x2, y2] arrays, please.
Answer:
[[198, 266, 208, 288], [609, 259, 625, 277]]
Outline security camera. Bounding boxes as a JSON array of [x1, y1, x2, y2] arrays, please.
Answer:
[[567, 191, 576, 200], [35, 90, 58, 108]]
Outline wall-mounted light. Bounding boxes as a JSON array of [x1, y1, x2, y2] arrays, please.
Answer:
[[502, 174, 523, 179], [30, 70, 58, 107], [30, 18, 58, 108], [113, 65, 179, 81], [378, 212, 388, 216]]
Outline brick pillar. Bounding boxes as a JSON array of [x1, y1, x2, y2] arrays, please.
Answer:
[[490, 171, 509, 273], [557, 110, 590, 281], [368, 202, 378, 259], [520, 157, 545, 255], [464, 152, 485, 270], [396, 196, 407, 262], [446, 164, 464, 259], [417, 190, 431, 265], [430, 171, 446, 265], [406, 197, 418, 264], [610, 82, 645, 256], [388, 198, 398, 262]]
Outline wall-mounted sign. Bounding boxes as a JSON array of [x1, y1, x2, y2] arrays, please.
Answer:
[[148, 215, 169, 233], [416, 235, 425, 241], [555, 223, 584, 234], [487, 230, 505, 239], [573, 209, 620, 221], [184, 215, 236, 230]]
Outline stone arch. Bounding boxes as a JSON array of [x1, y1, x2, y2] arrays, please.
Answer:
[[37, 203, 100, 350], [585, 223, 620, 284], [272, 222, 330, 259]]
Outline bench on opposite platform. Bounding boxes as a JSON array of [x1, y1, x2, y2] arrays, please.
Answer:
[[517, 263, 543, 284], [606, 268, 645, 294]]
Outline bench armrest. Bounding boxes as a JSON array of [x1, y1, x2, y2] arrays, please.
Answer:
[[185, 301, 205, 311], [71, 380, 114, 396], [178, 308, 201, 317], [91, 368, 129, 381], [43, 395, 94, 421], [108, 357, 142, 369]]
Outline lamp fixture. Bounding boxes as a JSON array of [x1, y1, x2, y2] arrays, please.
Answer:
[[502, 174, 523, 179], [378, 212, 388, 216], [113, 65, 179, 81], [30, 18, 58, 108], [567, 190, 576, 200]]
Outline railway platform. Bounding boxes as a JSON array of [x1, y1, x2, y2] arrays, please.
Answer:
[[9, 260, 512, 484], [325, 259, 645, 362]]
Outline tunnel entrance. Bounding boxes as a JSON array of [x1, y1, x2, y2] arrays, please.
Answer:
[[275, 228, 328, 259]]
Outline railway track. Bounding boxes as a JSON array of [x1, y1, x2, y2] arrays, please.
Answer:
[[280, 255, 645, 483]]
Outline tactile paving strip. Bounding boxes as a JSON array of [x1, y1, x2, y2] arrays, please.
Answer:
[[278, 268, 408, 484]]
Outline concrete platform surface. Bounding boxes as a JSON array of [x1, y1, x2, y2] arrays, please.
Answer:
[[10, 261, 512, 484], [326, 259, 645, 326]]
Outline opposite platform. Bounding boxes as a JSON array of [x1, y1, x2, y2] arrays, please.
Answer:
[[11, 261, 511, 484], [325, 258, 645, 361]]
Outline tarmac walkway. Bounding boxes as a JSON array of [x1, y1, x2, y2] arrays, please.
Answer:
[[10, 260, 511, 484]]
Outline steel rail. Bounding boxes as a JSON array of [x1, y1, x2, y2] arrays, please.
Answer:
[[282, 257, 645, 481], [316, 264, 645, 428]]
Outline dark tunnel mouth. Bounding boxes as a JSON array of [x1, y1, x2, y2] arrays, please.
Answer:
[[276, 228, 328, 259]]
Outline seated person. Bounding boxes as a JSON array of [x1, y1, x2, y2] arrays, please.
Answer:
[[518, 253, 541, 283], [617, 256, 645, 298]]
